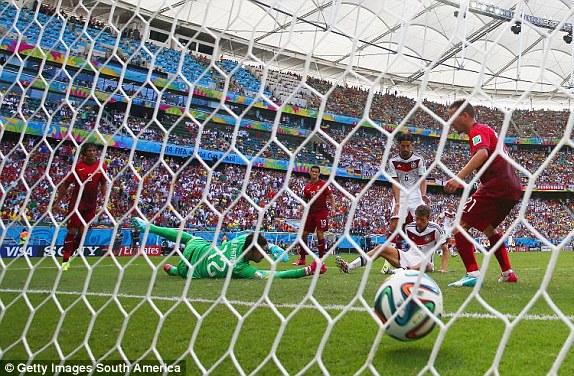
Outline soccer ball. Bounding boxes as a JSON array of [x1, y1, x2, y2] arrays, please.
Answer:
[[373, 269, 443, 341]]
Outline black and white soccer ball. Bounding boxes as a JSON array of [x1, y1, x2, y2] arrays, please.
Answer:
[[373, 269, 443, 341]]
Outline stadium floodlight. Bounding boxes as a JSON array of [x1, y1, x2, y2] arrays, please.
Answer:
[[437, 0, 573, 33]]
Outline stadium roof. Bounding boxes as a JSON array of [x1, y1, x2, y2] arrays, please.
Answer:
[[106, 0, 574, 108]]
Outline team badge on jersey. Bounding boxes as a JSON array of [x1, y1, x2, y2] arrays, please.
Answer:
[[472, 135, 482, 146]]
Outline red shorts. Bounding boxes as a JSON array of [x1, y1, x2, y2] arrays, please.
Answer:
[[461, 194, 518, 232], [303, 211, 329, 233], [68, 208, 96, 229]]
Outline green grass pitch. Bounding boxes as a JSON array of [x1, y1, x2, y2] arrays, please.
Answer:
[[1, 251, 573, 375]]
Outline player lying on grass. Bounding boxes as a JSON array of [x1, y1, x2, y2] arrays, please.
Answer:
[[335, 205, 448, 274], [131, 218, 326, 279]]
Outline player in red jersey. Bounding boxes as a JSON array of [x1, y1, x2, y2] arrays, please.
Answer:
[[445, 100, 520, 287], [292, 165, 335, 269], [55, 142, 108, 270]]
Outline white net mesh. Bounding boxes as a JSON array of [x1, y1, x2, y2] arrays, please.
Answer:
[[1, 0, 574, 374]]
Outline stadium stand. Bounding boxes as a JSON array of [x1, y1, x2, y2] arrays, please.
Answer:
[[1, 0, 572, 248]]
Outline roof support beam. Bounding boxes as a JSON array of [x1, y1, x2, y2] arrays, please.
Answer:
[[331, 2, 442, 65], [482, 35, 545, 87], [406, 15, 510, 83], [251, 0, 333, 43]]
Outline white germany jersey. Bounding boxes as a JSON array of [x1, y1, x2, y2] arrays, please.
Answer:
[[405, 221, 446, 256], [387, 153, 426, 202], [441, 210, 456, 230]]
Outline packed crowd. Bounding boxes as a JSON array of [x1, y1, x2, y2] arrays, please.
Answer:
[[2, 88, 573, 187], [289, 76, 568, 138], [1, 136, 572, 243], [3, 0, 573, 139]]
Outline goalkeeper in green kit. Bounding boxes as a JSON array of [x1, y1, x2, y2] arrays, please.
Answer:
[[131, 218, 327, 279]]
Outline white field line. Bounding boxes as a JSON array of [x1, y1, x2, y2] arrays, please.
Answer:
[[0, 288, 572, 321]]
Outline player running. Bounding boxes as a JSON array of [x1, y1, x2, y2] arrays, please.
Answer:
[[131, 218, 326, 279], [292, 165, 336, 266], [336, 205, 448, 274], [445, 99, 520, 287]]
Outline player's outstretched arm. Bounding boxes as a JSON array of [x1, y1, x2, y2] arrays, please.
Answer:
[[131, 217, 193, 243]]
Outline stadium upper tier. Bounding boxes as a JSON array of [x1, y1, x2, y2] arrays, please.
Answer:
[[0, 2, 271, 97], [0, 1, 572, 138]]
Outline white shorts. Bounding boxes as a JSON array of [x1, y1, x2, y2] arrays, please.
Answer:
[[443, 224, 453, 238], [399, 247, 434, 271], [390, 197, 425, 221]]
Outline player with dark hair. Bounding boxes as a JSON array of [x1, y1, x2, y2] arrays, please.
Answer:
[[292, 165, 335, 270], [131, 218, 326, 279], [445, 99, 520, 287], [384, 132, 429, 272], [335, 205, 448, 273], [55, 142, 108, 271]]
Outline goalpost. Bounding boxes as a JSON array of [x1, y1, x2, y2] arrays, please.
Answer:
[[1, 0, 573, 375]]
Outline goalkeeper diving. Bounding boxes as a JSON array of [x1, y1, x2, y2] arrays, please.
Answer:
[[131, 218, 326, 279]]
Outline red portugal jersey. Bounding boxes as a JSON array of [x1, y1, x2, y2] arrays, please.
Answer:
[[468, 123, 521, 200], [65, 160, 107, 210], [303, 179, 332, 214]]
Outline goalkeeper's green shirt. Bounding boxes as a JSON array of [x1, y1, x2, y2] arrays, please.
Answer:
[[148, 224, 306, 279], [180, 234, 258, 279]]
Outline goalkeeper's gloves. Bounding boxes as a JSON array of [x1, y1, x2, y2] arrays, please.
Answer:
[[131, 217, 147, 232], [268, 244, 289, 262], [303, 260, 327, 276]]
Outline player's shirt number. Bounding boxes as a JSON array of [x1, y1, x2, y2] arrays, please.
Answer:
[[206, 252, 226, 277], [463, 197, 478, 213]]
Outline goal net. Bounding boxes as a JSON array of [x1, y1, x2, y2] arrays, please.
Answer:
[[1, 0, 573, 374]]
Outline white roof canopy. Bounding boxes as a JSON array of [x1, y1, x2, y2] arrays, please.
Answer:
[[100, 0, 574, 108]]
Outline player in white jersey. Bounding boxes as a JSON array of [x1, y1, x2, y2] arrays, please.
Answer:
[[336, 205, 449, 273], [439, 203, 458, 257], [387, 133, 429, 245], [383, 133, 429, 273]]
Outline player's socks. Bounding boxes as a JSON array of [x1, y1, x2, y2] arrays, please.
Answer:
[[454, 232, 479, 273], [348, 256, 366, 272], [317, 238, 326, 258], [62, 233, 76, 263], [488, 233, 512, 272]]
